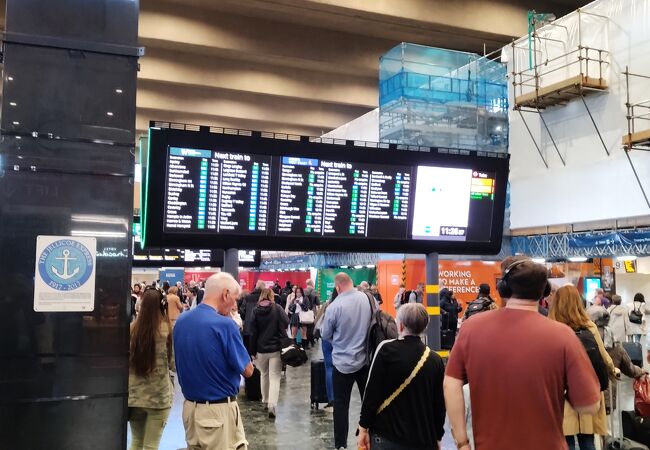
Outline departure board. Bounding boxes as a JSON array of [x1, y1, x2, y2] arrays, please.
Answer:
[[277, 157, 411, 239], [164, 147, 271, 234], [144, 126, 509, 254], [411, 167, 496, 241]]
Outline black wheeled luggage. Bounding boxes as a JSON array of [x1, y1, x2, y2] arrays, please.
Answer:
[[310, 359, 328, 410], [441, 329, 455, 350], [623, 342, 644, 367], [245, 366, 262, 401], [623, 410, 650, 446], [604, 380, 650, 450]]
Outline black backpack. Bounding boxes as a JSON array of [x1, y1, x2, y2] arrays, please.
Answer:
[[575, 328, 609, 391], [400, 290, 414, 305], [364, 291, 398, 363], [630, 304, 644, 325], [464, 298, 493, 320]]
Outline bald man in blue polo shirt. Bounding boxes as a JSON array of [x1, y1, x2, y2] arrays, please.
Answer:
[[174, 272, 254, 450]]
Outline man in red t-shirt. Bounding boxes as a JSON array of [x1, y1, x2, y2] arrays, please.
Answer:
[[444, 257, 601, 450]]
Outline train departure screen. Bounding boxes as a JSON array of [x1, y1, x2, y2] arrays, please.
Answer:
[[145, 127, 508, 254], [276, 157, 411, 239], [164, 147, 271, 235]]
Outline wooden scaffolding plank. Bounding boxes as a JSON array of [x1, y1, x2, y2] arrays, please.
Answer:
[[515, 75, 608, 109], [622, 128, 650, 146]]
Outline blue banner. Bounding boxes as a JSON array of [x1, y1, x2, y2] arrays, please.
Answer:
[[620, 231, 650, 245], [159, 268, 185, 285], [568, 231, 650, 248]]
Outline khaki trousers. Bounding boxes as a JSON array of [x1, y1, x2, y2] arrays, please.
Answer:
[[182, 399, 248, 450], [255, 351, 282, 408]]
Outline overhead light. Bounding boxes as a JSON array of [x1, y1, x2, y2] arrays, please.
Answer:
[[238, 266, 244, 270], [568, 256, 588, 262], [115, 88, 123, 94], [340, 265, 349, 269], [15, 136, 21, 140], [12, 121, 19, 125], [106, 112, 114, 116], [9, 102, 16, 106], [354, 265, 363, 269], [7, 76, 13, 81], [531, 258, 546, 264], [204, 266, 211, 269], [71, 230, 127, 238], [270, 269, 276, 272], [71, 214, 128, 226], [366, 264, 376, 268], [298, 267, 306, 271], [617, 255, 637, 262]]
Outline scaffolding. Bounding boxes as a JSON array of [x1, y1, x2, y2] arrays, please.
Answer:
[[622, 68, 650, 210], [379, 43, 508, 153], [511, 9, 611, 166]]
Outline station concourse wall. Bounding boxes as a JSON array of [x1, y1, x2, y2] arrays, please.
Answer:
[[504, 0, 650, 229], [377, 259, 504, 317]]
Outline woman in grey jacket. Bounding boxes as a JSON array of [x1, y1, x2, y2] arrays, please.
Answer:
[[607, 295, 630, 344]]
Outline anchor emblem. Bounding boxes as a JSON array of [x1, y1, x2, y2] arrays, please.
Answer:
[[51, 249, 80, 280]]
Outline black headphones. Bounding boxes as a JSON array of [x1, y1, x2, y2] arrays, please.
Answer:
[[498, 259, 551, 300], [497, 259, 530, 299]]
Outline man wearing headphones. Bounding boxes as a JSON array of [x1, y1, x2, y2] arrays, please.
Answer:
[[443, 256, 601, 450]]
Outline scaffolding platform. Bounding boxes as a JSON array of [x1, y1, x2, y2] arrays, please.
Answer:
[[622, 129, 650, 147], [515, 74, 608, 109]]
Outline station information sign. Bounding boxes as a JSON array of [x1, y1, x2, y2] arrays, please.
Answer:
[[142, 126, 509, 254]]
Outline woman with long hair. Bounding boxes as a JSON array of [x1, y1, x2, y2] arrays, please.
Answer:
[[549, 285, 615, 450], [128, 288, 175, 450], [250, 288, 289, 419], [288, 286, 310, 345]]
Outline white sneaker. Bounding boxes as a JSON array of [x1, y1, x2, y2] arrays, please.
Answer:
[[323, 402, 334, 413]]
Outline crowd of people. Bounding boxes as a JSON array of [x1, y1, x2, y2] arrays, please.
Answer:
[[126, 264, 649, 450]]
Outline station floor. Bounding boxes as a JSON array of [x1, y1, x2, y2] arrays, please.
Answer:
[[129, 344, 641, 450]]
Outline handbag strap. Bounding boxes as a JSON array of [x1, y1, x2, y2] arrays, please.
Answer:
[[377, 346, 431, 414]]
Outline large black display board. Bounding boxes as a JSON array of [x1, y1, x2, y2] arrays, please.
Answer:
[[143, 126, 509, 254]]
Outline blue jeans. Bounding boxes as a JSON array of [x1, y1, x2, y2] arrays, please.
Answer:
[[321, 339, 334, 402], [566, 434, 596, 450]]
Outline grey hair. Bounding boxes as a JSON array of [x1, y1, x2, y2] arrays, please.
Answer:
[[359, 281, 370, 290], [397, 303, 429, 335]]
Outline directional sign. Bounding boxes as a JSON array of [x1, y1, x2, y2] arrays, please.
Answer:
[[34, 236, 97, 312]]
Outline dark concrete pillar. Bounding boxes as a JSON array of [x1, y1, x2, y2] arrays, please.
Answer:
[[224, 248, 240, 279], [0, 1, 140, 448]]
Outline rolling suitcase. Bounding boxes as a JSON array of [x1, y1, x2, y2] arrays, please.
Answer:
[[604, 380, 650, 450], [441, 329, 455, 350], [623, 342, 644, 367], [310, 359, 329, 410], [245, 366, 262, 401], [623, 410, 650, 446]]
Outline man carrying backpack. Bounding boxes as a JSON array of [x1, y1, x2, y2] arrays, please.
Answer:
[[321, 273, 373, 450], [463, 284, 497, 321]]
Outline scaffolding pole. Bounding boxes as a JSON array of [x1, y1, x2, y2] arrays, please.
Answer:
[[536, 107, 566, 166], [517, 109, 549, 168], [579, 94, 610, 156], [624, 149, 650, 211]]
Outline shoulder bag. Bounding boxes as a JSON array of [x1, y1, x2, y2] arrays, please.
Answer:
[[376, 346, 431, 414], [298, 298, 315, 324], [630, 303, 644, 325]]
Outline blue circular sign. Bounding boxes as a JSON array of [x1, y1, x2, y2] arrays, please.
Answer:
[[38, 239, 94, 291]]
